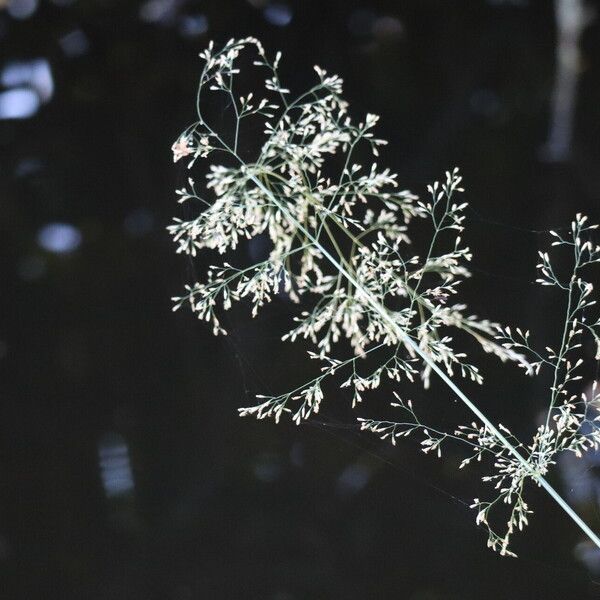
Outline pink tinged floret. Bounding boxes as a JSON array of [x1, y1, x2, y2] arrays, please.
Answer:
[[171, 136, 194, 162]]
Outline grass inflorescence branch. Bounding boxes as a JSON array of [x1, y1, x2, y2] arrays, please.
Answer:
[[169, 38, 600, 557]]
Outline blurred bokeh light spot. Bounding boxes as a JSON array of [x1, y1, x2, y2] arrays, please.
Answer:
[[179, 14, 208, 38], [37, 222, 82, 254], [263, 3, 292, 27], [0, 88, 39, 119], [15, 157, 43, 178], [123, 207, 154, 237], [253, 452, 283, 482], [336, 462, 372, 496], [372, 15, 404, 42], [139, 0, 177, 24], [1, 58, 53, 102], [574, 541, 600, 576], [59, 29, 90, 57], [98, 433, 135, 498], [348, 11, 403, 42], [7, 0, 38, 20]]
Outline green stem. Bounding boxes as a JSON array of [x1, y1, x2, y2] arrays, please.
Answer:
[[249, 173, 600, 551]]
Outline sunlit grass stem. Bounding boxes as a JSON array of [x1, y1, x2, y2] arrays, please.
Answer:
[[249, 173, 600, 551]]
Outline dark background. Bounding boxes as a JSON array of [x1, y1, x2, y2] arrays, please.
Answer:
[[3, 0, 600, 598]]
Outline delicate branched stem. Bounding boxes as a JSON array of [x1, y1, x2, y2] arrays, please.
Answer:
[[249, 173, 600, 551], [170, 38, 600, 557]]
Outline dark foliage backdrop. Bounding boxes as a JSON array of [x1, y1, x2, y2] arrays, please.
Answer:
[[3, 0, 600, 598]]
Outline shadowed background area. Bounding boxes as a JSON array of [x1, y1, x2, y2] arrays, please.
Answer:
[[3, 0, 600, 598]]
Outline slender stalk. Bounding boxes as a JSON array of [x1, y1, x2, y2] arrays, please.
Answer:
[[249, 174, 600, 550]]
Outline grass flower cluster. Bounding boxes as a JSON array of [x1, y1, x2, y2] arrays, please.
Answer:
[[170, 38, 600, 556]]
